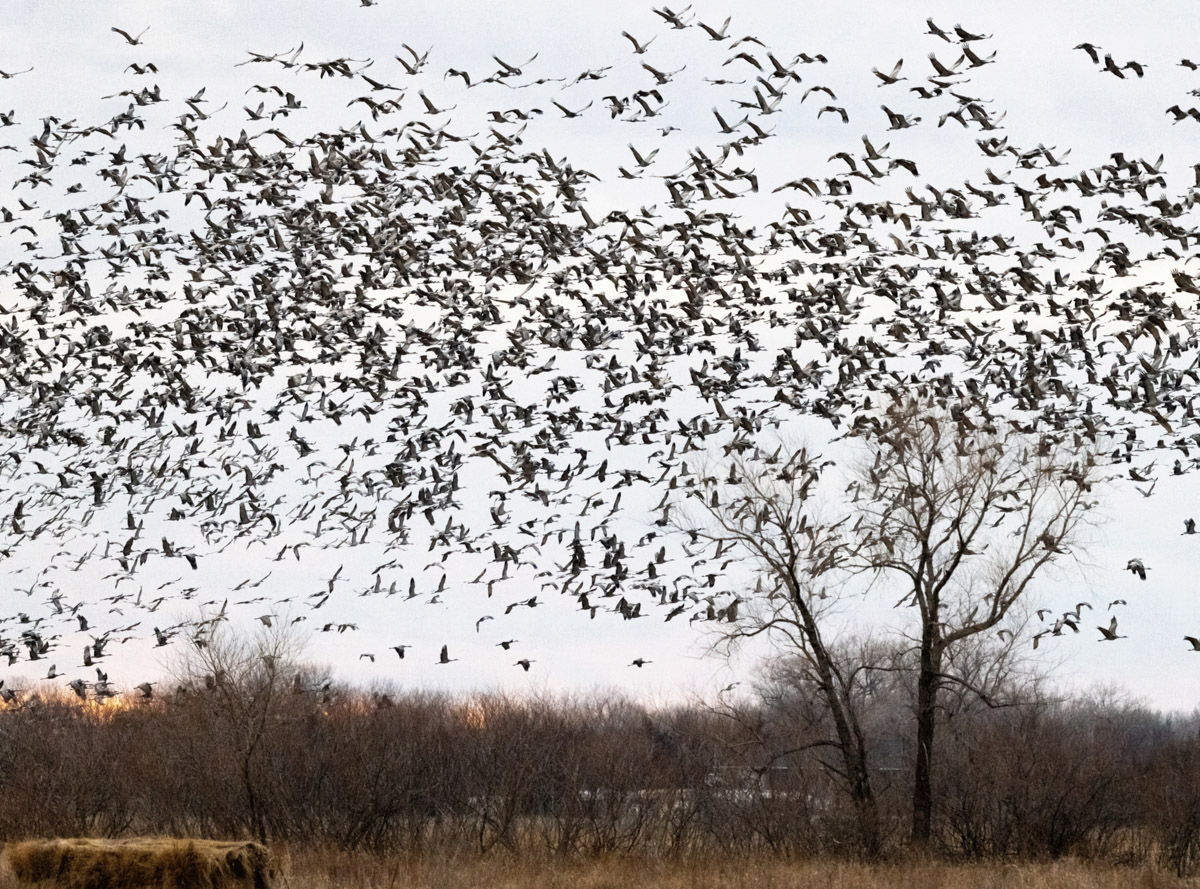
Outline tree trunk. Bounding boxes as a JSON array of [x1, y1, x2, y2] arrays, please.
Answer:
[[912, 626, 941, 846], [823, 685, 881, 854], [243, 754, 268, 843], [792, 583, 881, 854], [812, 682, 881, 854], [849, 748, 883, 855]]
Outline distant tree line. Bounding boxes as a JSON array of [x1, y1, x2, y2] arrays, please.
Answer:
[[1, 639, 1199, 875]]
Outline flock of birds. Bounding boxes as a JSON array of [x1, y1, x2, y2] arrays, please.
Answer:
[[0, 5, 1198, 703]]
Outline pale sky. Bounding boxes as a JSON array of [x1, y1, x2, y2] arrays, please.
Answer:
[[0, 1, 1198, 711]]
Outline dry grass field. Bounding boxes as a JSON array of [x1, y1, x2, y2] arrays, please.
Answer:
[[278, 849, 1189, 889], [2, 840, 1192, 889]]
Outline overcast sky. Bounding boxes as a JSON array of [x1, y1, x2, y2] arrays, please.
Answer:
[[0, 0, 1198, 711]]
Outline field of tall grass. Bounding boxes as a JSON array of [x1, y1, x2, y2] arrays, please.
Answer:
[[278, 849, 1189, 889], [2, 841, 1192, 889]]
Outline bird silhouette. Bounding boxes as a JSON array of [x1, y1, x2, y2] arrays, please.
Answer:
[[111, 25, 150, 45]]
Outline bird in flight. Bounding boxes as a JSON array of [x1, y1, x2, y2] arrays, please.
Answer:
[[111, 25, 151, 45], [872, 59, 905, 86], [621, 32, 656, 55]]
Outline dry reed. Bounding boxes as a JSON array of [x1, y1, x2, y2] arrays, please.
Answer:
[[279, 847, 1188, 889]]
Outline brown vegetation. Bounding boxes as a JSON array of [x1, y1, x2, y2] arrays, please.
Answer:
[[3, 841, 1194, 889], [2, 838, 274, 889], [0, 681, 1196, 872], [278, 847, 1191, 889]]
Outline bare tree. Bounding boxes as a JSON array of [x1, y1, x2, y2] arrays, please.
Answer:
[[683, 443, 885, 854], [849, 398, 1100, 844], [683, 397, 1100, 850], [168, 618, 309, 843]]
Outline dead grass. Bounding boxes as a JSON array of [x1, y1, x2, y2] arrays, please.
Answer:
[[1, 838, 274, 889], [278, 848, 1189, 889], [1, 843, 1187, 889]]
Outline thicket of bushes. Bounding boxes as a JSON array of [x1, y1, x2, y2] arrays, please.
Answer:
[[2, 667, 1199, 872]]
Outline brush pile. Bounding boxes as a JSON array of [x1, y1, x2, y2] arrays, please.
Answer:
[[1, 838, 275, 889]]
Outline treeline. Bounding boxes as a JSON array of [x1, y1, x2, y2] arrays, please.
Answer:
[[2, 665, 1200, 873]]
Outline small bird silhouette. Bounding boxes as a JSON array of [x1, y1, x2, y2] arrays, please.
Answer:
[[111, 25, 151, 45]]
